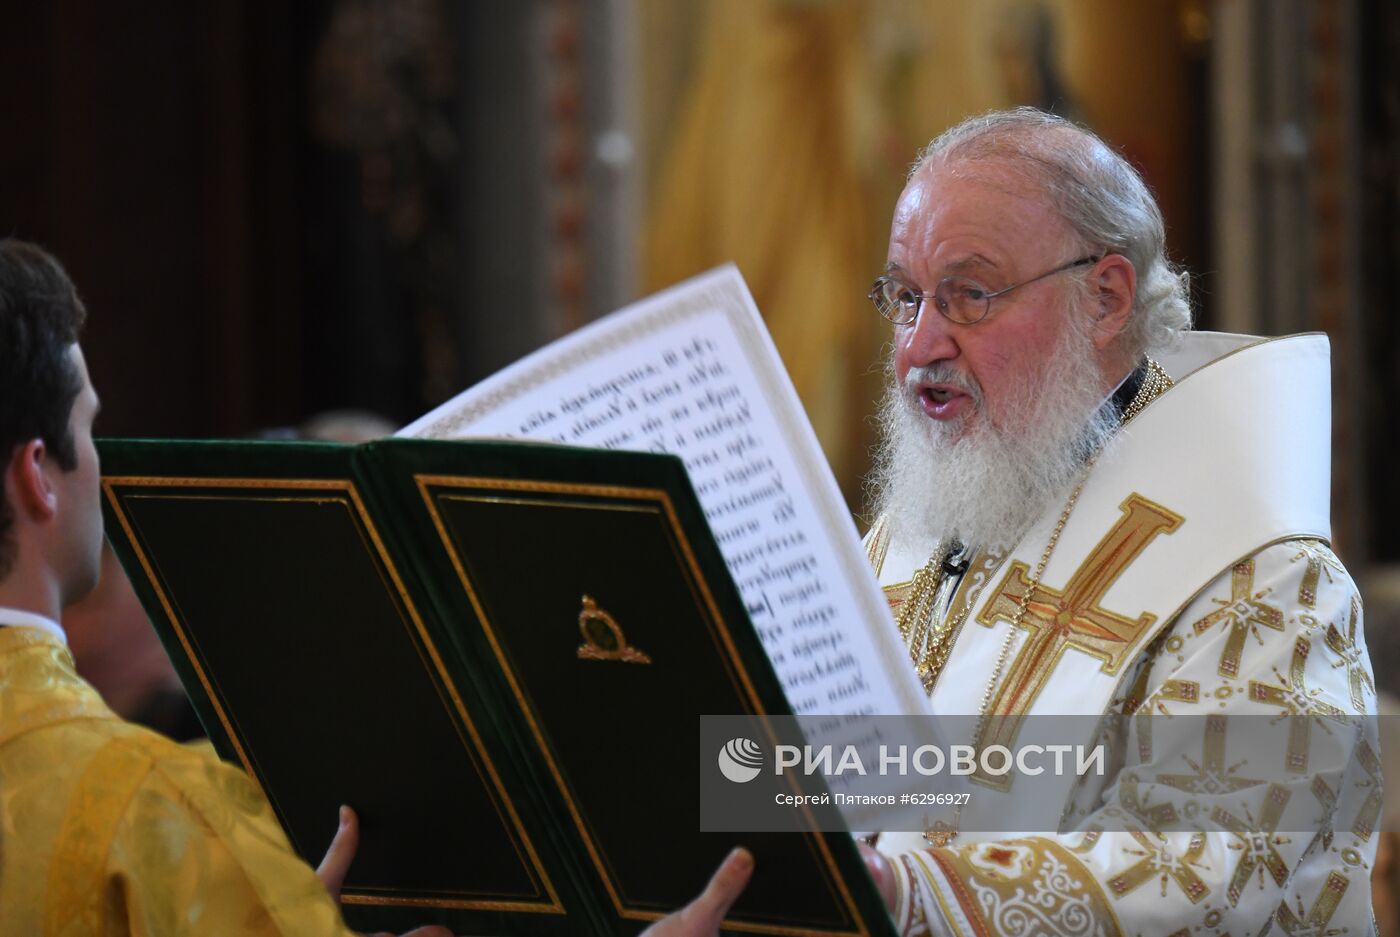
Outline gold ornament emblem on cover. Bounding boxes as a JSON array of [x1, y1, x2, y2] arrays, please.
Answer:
[[576, 595, 653, 664]]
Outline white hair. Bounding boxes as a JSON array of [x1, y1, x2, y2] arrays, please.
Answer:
[[867, 287, 1118, 554], [911, 108, 1192, 357]]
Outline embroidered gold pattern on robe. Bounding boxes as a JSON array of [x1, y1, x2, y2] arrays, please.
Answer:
[[1289, 540, 1344, 609], [1191, 559, 1285, 679], [1313, 738, 1383, 843], [1107, 830, 1210, 903], [0, 626, 358, 937], [1275, 871, 1349, 935], [870, 358, 1175, 713], [1323, 597, 1373, 713], [972, 494, 1182, 778], [1246, 637, 1346, 773], [927, 838, 1122, 937], [1156, 712, 1264, 794], [880, 538, 1379, 937], [1212, 783, 1292, 905]]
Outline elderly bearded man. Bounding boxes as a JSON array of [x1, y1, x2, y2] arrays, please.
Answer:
[[858, 110, 1378, 935]]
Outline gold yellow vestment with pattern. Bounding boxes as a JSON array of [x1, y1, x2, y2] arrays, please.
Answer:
[[0, 625, 358, 937]]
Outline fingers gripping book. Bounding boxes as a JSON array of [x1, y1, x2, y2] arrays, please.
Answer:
[[100, 266, 914, 936]]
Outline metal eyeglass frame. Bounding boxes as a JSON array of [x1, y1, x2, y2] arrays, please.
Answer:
[[868, 254, 1101, 325]]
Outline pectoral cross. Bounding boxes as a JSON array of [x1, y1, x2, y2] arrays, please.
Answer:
[[973, 494, 1183, 779]]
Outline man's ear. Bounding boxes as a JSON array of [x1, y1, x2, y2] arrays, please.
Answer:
[[6, 439, 59, 523], [1089, 254, 1137, 351]]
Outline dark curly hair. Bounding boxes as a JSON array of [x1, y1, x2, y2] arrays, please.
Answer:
[[0, 240, 88, 579]]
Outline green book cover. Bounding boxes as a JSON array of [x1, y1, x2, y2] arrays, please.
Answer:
[[98, 436, 895, 937]]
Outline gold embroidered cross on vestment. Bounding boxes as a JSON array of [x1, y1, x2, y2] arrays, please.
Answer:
[[970, 494, 1184, 785]]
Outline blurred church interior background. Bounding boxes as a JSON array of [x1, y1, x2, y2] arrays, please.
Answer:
[[1, 0, 1397, 844]]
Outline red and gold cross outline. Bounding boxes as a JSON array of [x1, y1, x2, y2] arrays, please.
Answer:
[[972, 493, 1183, 785]]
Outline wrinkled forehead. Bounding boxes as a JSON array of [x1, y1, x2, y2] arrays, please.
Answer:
[[889, 159, 1073, 272], [896, 157, 1058, 223]]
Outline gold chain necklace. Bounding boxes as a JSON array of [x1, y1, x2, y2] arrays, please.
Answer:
[[922, 473, 1087, 849], [1121, 357, 1172, 423], [974, 478, 1085, 717], [913, 359, 1173, 847], [974, 359, 1172, 719], [900, 358, 1172, 702], [894, 545, 945, 677], [894, 541, 970, 691]]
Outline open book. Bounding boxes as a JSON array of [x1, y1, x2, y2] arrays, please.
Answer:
[[100, 266, 914, 936], [402, 265, 925, 718]]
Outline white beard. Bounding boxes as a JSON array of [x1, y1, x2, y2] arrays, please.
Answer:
[[868, 313, 1119, 556]]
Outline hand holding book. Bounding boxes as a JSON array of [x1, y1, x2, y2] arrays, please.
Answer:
[[100, 266, 902, 936]]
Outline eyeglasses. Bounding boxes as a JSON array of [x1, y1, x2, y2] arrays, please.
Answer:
[[868, 255, 1101, 325]]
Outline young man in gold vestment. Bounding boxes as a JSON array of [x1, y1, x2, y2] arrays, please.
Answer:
[[856, 110, 1379, 935], [0, 239, 751, 935]]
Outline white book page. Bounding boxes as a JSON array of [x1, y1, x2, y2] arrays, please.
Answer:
[[401, 265, 926, 716]]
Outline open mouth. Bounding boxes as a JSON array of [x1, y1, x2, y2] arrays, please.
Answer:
[[916, 383, 970, 420]]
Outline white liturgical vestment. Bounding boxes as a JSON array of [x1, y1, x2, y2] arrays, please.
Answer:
[[865, 333, 1378, 936]]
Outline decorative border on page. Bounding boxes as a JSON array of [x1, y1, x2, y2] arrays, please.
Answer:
[[410, 269, 926, 716]]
